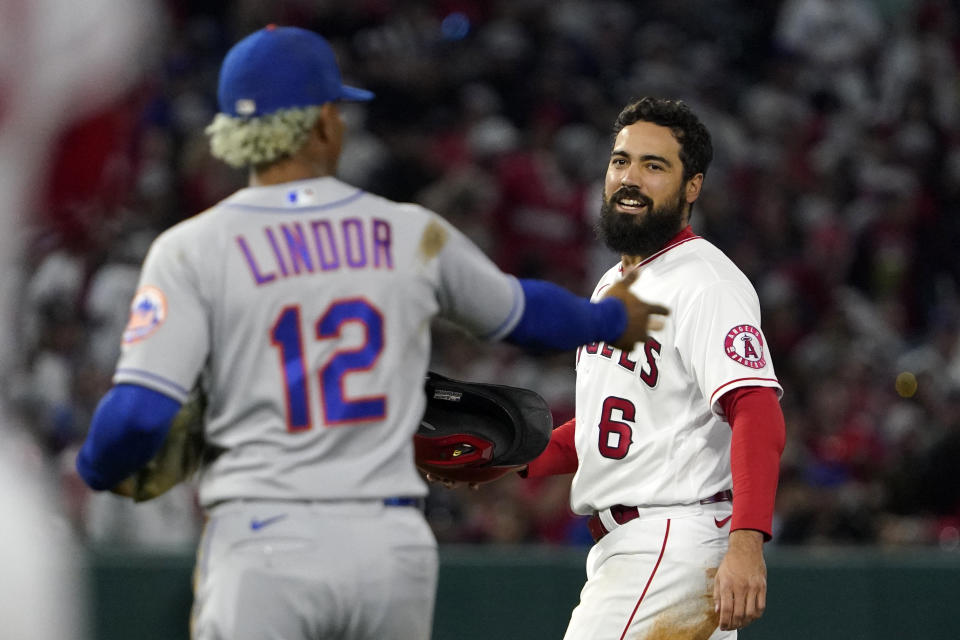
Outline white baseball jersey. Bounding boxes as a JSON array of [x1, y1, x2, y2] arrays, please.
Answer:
[[114, 176, 524, 507], [570, 230, 782, 514]]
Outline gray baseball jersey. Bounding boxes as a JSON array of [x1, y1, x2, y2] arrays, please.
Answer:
[[114, 176, 523, 507]]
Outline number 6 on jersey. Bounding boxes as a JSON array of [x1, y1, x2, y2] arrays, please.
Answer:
[[270, 298, 386, 431], [598, 396, 635, 459]]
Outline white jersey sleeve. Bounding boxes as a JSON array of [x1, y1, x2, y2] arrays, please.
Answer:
[[675, 273, 782, 417]]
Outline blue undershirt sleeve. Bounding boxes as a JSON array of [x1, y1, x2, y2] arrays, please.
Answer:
[[76, 383, 182, 491], [505, 279, 627, 351]]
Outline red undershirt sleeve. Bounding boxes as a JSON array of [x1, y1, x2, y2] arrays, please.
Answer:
[[521, 418, 578, 477], [718, 386, 786, 541]]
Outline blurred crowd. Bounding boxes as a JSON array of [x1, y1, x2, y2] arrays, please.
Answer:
[[7, 0, 960, 550]]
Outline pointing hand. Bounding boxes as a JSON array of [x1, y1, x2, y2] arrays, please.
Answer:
[[603, 268, 669, 351]]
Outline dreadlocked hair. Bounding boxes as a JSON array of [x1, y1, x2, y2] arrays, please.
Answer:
[[205, 105, 323, 169]]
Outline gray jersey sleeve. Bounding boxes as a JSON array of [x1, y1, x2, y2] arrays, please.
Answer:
[[112, 224, 211, 402], [429, 214, 524, 341]]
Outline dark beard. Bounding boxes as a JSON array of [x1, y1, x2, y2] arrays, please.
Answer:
[[595, 187, 686, 257]]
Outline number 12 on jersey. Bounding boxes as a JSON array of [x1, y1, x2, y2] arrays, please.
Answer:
[[270, 298, 386, 431]]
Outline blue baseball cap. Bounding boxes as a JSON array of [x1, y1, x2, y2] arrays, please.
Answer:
[[217, 25, 374, 117]]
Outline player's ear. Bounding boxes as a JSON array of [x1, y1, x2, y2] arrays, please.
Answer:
[[685, 173, 704, 204], [312, 102, 340, 143]]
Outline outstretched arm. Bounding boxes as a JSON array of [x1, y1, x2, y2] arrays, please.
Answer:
[[506, 271, 667, 352]]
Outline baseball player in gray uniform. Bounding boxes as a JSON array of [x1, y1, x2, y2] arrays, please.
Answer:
[[76, 26, 668, 640]]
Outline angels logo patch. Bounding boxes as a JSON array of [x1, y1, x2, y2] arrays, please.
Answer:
[[724, 325, 766, 369], [122, 286, 167, 343]]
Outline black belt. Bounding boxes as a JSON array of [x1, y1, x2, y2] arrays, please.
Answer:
[[586, 490, 733, 543]]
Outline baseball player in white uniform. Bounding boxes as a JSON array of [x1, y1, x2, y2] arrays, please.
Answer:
[[75, 26, 667, 640], [523, 98, 786, 638]]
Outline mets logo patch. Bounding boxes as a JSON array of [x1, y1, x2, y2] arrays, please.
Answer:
[[123, 286, 167, 343], [724, 325, 766, 369]]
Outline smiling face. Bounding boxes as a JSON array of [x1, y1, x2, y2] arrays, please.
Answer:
[[597, 120, 704, 260]]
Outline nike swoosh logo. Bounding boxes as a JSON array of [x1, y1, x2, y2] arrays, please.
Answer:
[[250, 514, 288, 531], [421, 420, 437, 431], [714, 515, 732, 528]]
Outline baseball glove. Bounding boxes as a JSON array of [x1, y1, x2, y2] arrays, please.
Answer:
[[111, 386, 208, 502], [414, 372, 553, 484]]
